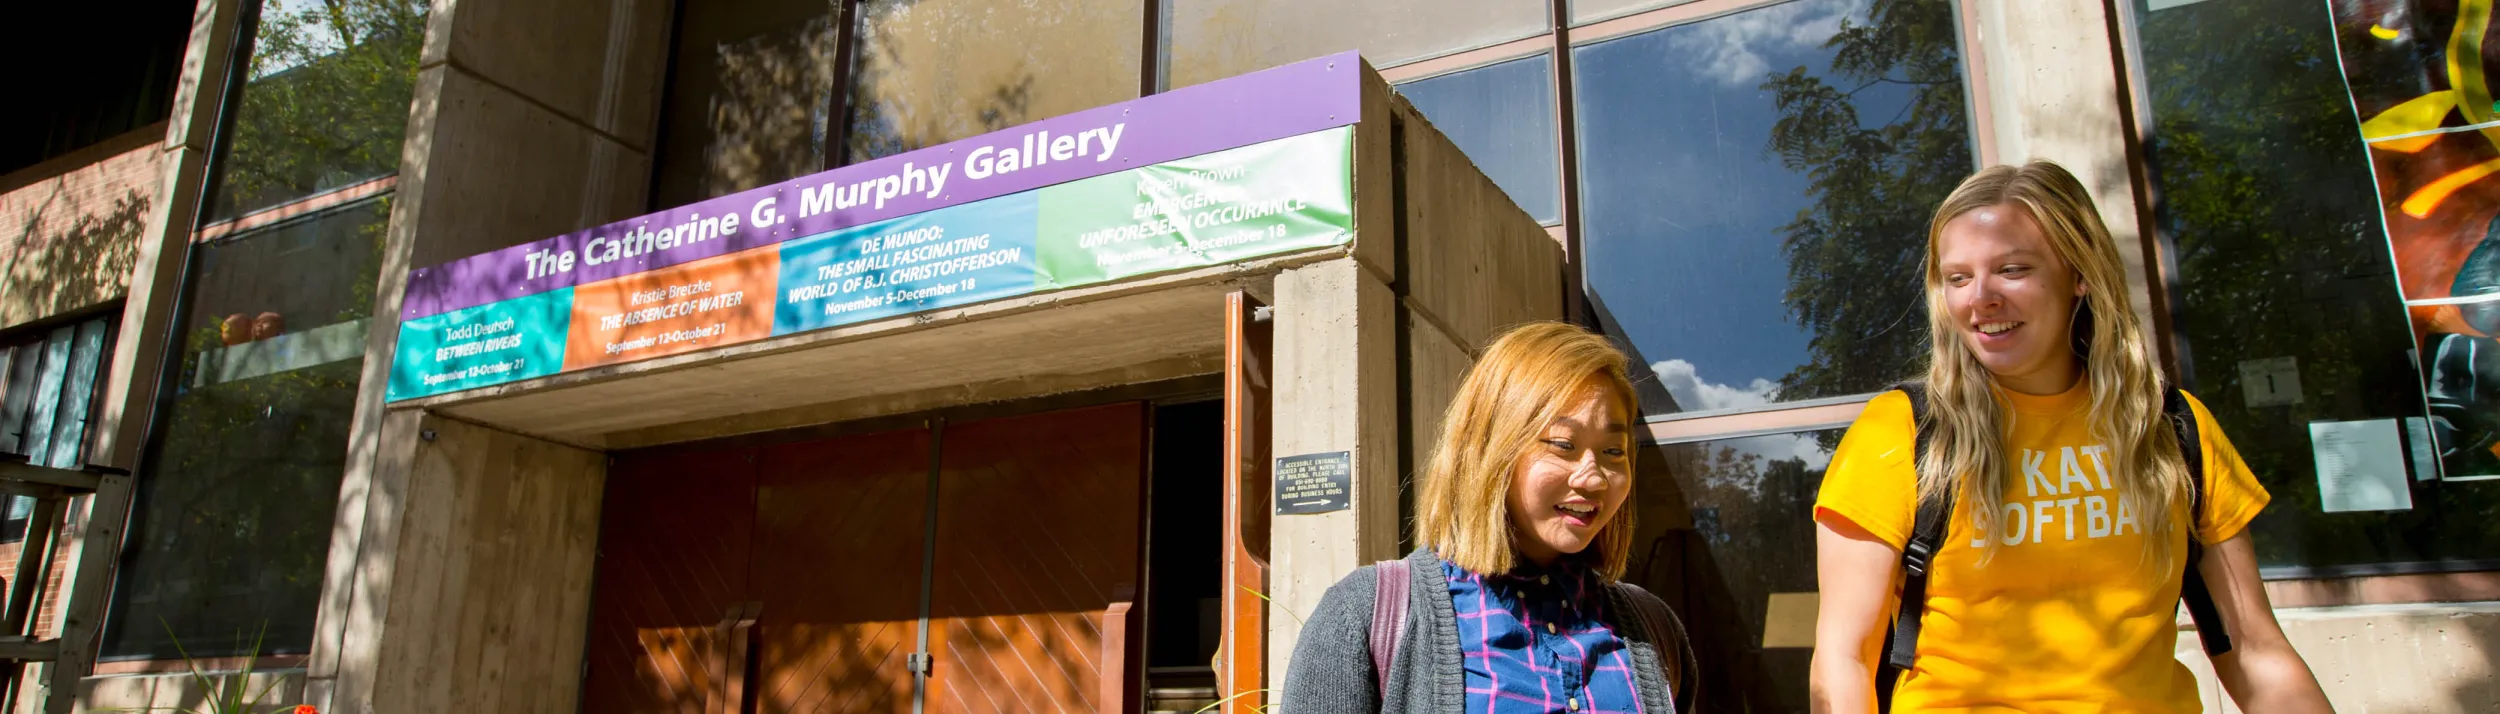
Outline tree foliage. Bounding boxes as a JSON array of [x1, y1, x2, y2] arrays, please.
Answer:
[[209, 0, 427, 220], [1761, 0, 1972, 410]]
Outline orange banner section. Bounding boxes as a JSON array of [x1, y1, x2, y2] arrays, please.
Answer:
[[564, 248, 780, 370]]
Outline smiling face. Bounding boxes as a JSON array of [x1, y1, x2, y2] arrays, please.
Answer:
[[1506, 382, 1634, 566], [1936, 204, 2088, 395]]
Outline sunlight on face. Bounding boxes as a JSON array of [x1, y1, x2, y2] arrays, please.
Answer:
[[1506, 384, 1634, 566], [1936, 205, 2087, 395]]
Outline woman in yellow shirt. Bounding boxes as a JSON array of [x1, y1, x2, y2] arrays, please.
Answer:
[[1807, 161, 2333, 713]]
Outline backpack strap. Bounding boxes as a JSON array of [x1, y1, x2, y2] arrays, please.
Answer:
[[1615, 582, 1698, 714], [2167, 388, 2234, 657], [1877, 382, 1949, 711], [1368, 558, 1412, 693]]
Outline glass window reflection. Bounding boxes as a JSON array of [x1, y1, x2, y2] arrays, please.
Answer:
[[647, 0, 845, 208], [1397, 55, 1562, 224], [1165, 0, 1547, 90], [1575, 0, 1975, 417], [205, 0, 426, 222], [2131, 0, 2499, 573], [844, 0, 1140, 163], [109, 0, 423, 660], [1628, 428, 1839, 714], [106, 198, 390, 659]]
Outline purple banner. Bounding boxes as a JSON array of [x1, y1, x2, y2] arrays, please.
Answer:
[[402, 51, 1365, 320]]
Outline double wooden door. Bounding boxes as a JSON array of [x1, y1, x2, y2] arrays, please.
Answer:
[[582, 403, 1147, 714]]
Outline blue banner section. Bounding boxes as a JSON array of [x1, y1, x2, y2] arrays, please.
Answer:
[[772, 192, 1041, 333], [386, 287, 574, 401]]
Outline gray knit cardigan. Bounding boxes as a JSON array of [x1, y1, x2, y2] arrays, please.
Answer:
[[1277, 548, 1695, 714]]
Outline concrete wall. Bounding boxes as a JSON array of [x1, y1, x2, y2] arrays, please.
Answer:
[[365, 415, 604, 713], [2177, 603, 2500, 713], [304, 0, 670, 710], [70, 669, 305, 714], [1970, 0, 2164, 350], [1263, 69, 1566, 687]]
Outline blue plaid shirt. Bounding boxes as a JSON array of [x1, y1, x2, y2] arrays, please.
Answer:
[[1445, 558, 1645, 714]]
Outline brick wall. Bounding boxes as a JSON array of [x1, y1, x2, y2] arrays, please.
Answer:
[[0, 126, 163, 330]]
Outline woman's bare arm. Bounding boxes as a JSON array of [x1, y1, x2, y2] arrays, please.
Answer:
[[1810, 517, 1900, 714], [2200, 532, 2333, 713]]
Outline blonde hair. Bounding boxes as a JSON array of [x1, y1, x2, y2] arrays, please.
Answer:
[[1414, 321, 1640, 579], [1920, 160, 2190, 570]]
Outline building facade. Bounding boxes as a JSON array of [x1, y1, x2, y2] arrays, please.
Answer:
[[0, 0, 2493, 712]]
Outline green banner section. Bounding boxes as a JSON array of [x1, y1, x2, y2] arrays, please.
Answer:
[[1036, 126, 1353, 289]]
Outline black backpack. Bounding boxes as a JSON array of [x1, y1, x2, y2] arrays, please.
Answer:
[[1874, 382, 2233, 710]]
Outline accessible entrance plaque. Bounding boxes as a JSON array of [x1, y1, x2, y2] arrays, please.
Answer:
[[386, 52, 1364, 401], [1274, 451, 1353, 515]]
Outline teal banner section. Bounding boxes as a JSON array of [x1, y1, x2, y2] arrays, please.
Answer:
[[386, 287, 573, 401], [775, 193, 1041, 333]]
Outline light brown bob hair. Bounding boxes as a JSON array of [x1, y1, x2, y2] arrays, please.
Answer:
[[1414, 321, 1641, 579]]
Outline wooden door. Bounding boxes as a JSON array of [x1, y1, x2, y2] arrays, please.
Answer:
[[1220, 292, 1272, 713], [581, 447, 760, 714], [925, 403, 1147, 714], [749, 427, 934, 714]]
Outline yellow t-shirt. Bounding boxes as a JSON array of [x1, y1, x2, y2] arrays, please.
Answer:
[[1813, 381, 2268, 713]]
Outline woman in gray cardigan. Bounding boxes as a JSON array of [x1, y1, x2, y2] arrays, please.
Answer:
[[1278, 322, 1698, 714]]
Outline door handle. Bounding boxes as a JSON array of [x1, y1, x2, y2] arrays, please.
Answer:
[[711, 601, 761, 714]]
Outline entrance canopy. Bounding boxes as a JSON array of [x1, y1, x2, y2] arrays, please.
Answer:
[[385, 53, 1376, 448]]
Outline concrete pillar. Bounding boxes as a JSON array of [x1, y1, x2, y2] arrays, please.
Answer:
[[92, 0, 240, 471], [1266, 257, 1401, 681], [304, 0, 669, 710], [1970, 0, 2163, 345], [363, 415, 605, 714]]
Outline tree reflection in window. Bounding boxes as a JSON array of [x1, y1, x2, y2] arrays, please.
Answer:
[[843, 0, 1139, 163], [1629, 428, 1839, 714], [1576, 0, 1975, 419], [2132, 0, 2493, 572], [206, 0, 426, 222]]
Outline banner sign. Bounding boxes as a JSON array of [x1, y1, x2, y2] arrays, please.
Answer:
[[2327, 5, 2500, 479], [388, 121, 1355, 401]]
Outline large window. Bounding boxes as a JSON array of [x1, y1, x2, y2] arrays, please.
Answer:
[[1396, 55, 1563, 225], [0, 317, 116, 543], [1575, 0, 1979, 418], [201, 0, 424, 222], [845, 0, 1141, 162], [106, 0, 423, 660], [646, 0, 845, 209], [1631, 428, 1839, 713], [1165, 0, 1548, 89], [650, 0, 1143, 207], [2126, 0, 2499, 575]]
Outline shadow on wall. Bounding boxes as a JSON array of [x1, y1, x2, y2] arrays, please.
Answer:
[[2177, 604, 2500, 713], [2448, 618, 2500, 713], [0, 182, 148, 328]]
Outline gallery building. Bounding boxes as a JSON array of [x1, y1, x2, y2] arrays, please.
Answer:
[[0, 0, 2492, 712]]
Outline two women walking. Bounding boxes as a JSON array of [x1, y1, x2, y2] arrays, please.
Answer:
[[1280, 161, 2333, 713]]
